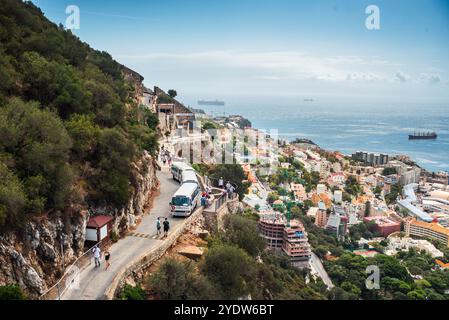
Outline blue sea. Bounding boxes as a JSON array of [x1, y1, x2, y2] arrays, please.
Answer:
[[186, 96, 449, 173]]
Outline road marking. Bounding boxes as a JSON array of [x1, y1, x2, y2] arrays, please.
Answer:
[[129, 232, 152, 239]]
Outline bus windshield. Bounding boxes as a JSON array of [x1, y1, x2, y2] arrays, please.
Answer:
[[172, 196, 190, 206]]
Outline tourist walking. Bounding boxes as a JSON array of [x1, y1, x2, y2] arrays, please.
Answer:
[[156, 217, 161, 236], [167, 154, 172, 166], [163, 218, 170, 237], [218, 177, 224, 189], [104, 251, 111, 270], [92, 245, 101, 268]]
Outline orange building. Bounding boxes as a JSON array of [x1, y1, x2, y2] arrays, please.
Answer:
[[405, 218, 449, 247], [315, 208, 329, 228]]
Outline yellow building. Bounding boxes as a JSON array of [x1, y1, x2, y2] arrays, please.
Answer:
[[405, 218, 449, 247]]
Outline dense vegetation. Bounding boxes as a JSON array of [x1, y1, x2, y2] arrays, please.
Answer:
[[0, 0, 158, 229], [324, 249, 449, 300], [193, 163, 250, 200], [299, 214, 449, 300], [125, 212, 328, 300]]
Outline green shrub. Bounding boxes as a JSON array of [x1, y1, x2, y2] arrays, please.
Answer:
[[119, 284, 145, 300], [0, 284, 27, 300]]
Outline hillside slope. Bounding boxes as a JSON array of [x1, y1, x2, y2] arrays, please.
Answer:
[[0, 0, 159, 296]]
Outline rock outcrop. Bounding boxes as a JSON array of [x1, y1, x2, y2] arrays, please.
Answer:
[[0, 151, 158, 298]]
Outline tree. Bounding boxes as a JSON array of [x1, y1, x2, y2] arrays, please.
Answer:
[[92, 128, 136, 206], [149, 258, 217, 300], [167, 89, 177, 98], [364, 201, 371, 217], [208, 164, 249, 200], [65, 114, 100, 159], [21, 52, 92, 120], [200, 245, 256, 299], [202, 121, 218, 131], [0, 164, 27, 228], [222, 215, 266, 257], [119, 284, 145, 300], [0, 98, 73, 213], [267, 192, 279, 205], [382, 167, 397, 176]]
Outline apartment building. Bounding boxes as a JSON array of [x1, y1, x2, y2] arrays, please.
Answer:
[[405, 218, 449, 247]]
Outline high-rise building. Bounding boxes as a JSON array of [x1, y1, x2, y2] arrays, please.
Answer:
[[258, 215, 312, 262], [282, 224, 312, 262], [352, 151, 389, 166], [315, 203, 329, 228], [326, 205, 348, 237], [334, 190, 343, 204]]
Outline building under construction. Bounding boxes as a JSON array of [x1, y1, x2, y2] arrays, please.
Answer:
[[258, 212, 311, 263]]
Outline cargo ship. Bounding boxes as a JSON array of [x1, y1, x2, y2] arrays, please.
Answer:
[[198, 99, 225, 106], [408, 132, 437, 140]]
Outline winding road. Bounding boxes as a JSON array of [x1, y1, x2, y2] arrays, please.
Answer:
[[62, 164, 185, 300]]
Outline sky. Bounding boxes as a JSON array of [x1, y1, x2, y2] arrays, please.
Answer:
[[31, 0, 449, 105]]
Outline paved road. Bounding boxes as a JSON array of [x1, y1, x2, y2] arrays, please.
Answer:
[[62, 165, 184, 300], [309, 252, 334, 289]]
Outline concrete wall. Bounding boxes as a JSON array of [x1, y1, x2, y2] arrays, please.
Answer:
[[103, 207, 204, 300]]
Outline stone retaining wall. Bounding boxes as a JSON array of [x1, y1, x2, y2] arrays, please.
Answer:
[[103, 207, 204, 300]]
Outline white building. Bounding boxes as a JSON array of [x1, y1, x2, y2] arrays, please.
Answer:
[[334, 190, 343, 204], [317, 184, 327, 195], [386, 237, 443, 258]]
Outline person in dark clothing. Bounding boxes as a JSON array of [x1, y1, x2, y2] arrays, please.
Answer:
[[163, 218, 170, 237], [104, 251, 111, 270]]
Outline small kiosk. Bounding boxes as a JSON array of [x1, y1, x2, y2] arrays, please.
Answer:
[[85, 215, 114, 247]]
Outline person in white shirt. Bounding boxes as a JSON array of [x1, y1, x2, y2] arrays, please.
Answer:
[[218, 177, 224, 189], [93, 246, 101, 268]]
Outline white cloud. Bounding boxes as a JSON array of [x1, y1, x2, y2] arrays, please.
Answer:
[[420, 73, 441, 84], [394, 71, 410, 83], [117, 50, 396, 84]]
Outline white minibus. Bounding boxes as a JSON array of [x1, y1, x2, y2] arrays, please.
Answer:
[[171, 162, 194, 182], [170, 182, 200, 217]]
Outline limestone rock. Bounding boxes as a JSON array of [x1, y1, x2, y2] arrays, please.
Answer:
[[177, 246, 204, 259]]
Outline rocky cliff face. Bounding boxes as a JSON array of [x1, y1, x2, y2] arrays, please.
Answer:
[[0, 151, 158, 298]]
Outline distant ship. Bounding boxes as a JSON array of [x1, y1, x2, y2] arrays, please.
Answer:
[[304, 98, 314, 102], [408, 132, 437, 140], [198, 99, 225, 106]]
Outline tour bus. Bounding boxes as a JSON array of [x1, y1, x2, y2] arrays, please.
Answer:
[[170, 182, 200, 217], [181, 170, 199, 185], [171, 162, 194, 182]]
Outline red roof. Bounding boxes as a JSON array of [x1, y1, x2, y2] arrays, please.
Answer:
[[87, 215, 114, 228]]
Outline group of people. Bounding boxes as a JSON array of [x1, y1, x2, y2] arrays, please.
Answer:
[[218, 177, 235, 198], [92, 245, 110, 270], [160, 145, 172, 166], [92, 216, 171, 270], [156, 217, 170, 237], [200, 187, 213, 208]]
